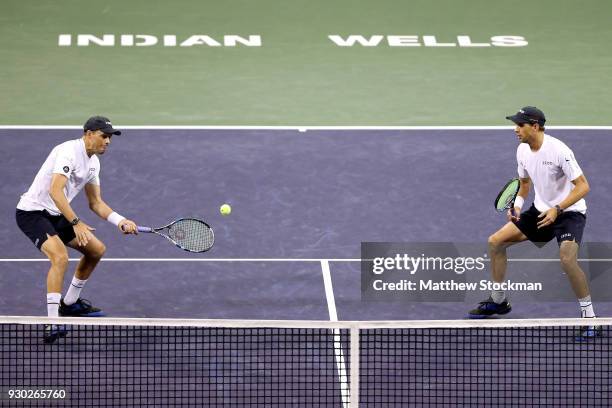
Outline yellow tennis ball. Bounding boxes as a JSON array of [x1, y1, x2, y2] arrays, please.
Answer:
[[220, 204, 232, 216]]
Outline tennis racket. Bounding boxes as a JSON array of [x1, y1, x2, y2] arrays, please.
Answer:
[[127, 218, 214, 253], [494, 178, 520, 215]]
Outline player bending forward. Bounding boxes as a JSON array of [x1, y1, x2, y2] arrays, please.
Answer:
[[16, 116, 138, 343], [468, 107, 599, 340]]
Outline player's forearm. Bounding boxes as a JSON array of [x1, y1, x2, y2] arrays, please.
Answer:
[[559, 183, 589, 210], [49, 189, 78, 222], [517, 179, 531, 199], [88, 199, 113, 220]]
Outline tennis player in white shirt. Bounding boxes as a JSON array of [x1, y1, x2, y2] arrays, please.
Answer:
[[468, 107, 598, 340], [16, 116, 138, 343]]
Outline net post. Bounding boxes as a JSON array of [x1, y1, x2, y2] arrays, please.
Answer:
[[349, 325, 360, 408]]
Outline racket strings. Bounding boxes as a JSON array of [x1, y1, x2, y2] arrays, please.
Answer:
[[168, 219, 214, 252], [495, 179, 520, 211]]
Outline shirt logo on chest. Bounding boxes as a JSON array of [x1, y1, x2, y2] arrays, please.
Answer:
[[542, 161, 554, 166]]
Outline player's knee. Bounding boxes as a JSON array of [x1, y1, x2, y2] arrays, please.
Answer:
[[488, 234, 504, 251], [89, 242, 106, 260], [559, 248, 577, 268], [49, 251, 69, 269]]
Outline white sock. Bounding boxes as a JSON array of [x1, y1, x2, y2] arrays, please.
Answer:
[[491, 290, 506, 304], [579, 295, 595, 318], [47, 293, 61, 318], [63, 277, 88, 305]]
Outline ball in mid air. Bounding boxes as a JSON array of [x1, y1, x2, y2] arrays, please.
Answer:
[[220, 204, 232, 216]]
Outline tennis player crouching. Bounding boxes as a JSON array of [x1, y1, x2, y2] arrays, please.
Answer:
[[468, 107, 599, 340], [15, 116, 138, 344]]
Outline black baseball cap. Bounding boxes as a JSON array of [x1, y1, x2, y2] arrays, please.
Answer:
[[83, 116, 121, 135], [505, 106, 546, 126]]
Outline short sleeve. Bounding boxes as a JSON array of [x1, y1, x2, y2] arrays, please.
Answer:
[[516, 147, 528, 178], [559, 146, 583, 181], [52, 144, 75, 177], [87, 173, 100, 186], [87, 157, 101, 185]]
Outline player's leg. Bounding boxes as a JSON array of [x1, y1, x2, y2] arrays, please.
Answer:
[[40, 235, 70, 315], [556, 214, 591, 309], [16, 210, 74, 342], [554, 213, 599, 339], [559, 240, 589, 300], [58, 234, 107, 317], [468, 222, 528, 318], [66, 234, 106, 284], [15, 210, 69, 318], [40, 235, 71, 343], [488, 222, 528, 285], [559, 240, 600, 339]]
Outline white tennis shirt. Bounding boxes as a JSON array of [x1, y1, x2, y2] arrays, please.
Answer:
[[516, 134, 586, 214], [17, 138, 100, 215]]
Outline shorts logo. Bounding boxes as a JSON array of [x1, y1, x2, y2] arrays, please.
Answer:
[[63, 166, 70, 173], [560, 233, 572, 239]]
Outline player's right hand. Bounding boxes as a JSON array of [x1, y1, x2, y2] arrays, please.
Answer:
[[118, 219, 138, 235], [73, 221, 95, 247], [507, 207, 521, 222]]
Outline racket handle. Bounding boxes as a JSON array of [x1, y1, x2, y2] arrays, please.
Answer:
[[120, 225, 152, 233], [510, 207, 516, 217]]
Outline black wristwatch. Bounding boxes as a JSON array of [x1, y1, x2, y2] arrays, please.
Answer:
[[70, 217, 80, 226], [554, 205, 563, 216]]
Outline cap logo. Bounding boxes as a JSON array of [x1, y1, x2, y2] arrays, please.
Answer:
[[519, 109, 525, 114], [105, 121, 112, 125]]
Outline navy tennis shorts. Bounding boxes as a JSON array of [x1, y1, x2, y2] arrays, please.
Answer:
[[513, 204, 586, 247], [16, 209, 76, 250]]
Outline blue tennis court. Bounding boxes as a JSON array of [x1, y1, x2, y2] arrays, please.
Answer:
[[2, 128, 612, 320], [2, 0, 612, 402]]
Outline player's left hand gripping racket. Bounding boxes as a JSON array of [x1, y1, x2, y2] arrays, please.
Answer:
[[494, 178, 520, 216], [127, 218, 214, 253]]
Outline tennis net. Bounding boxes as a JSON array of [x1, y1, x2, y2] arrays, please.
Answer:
[[0, 317, 609, 407]]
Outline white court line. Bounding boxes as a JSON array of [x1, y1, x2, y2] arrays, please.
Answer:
[[320, 260, 351, 408], [320, 260, 339, 321], [507, 259, 612, 262], [1, 125, 612, 130], [2, 258, 612, 262], [3, 316, 611, 329], [0, 258, 362, 262]]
